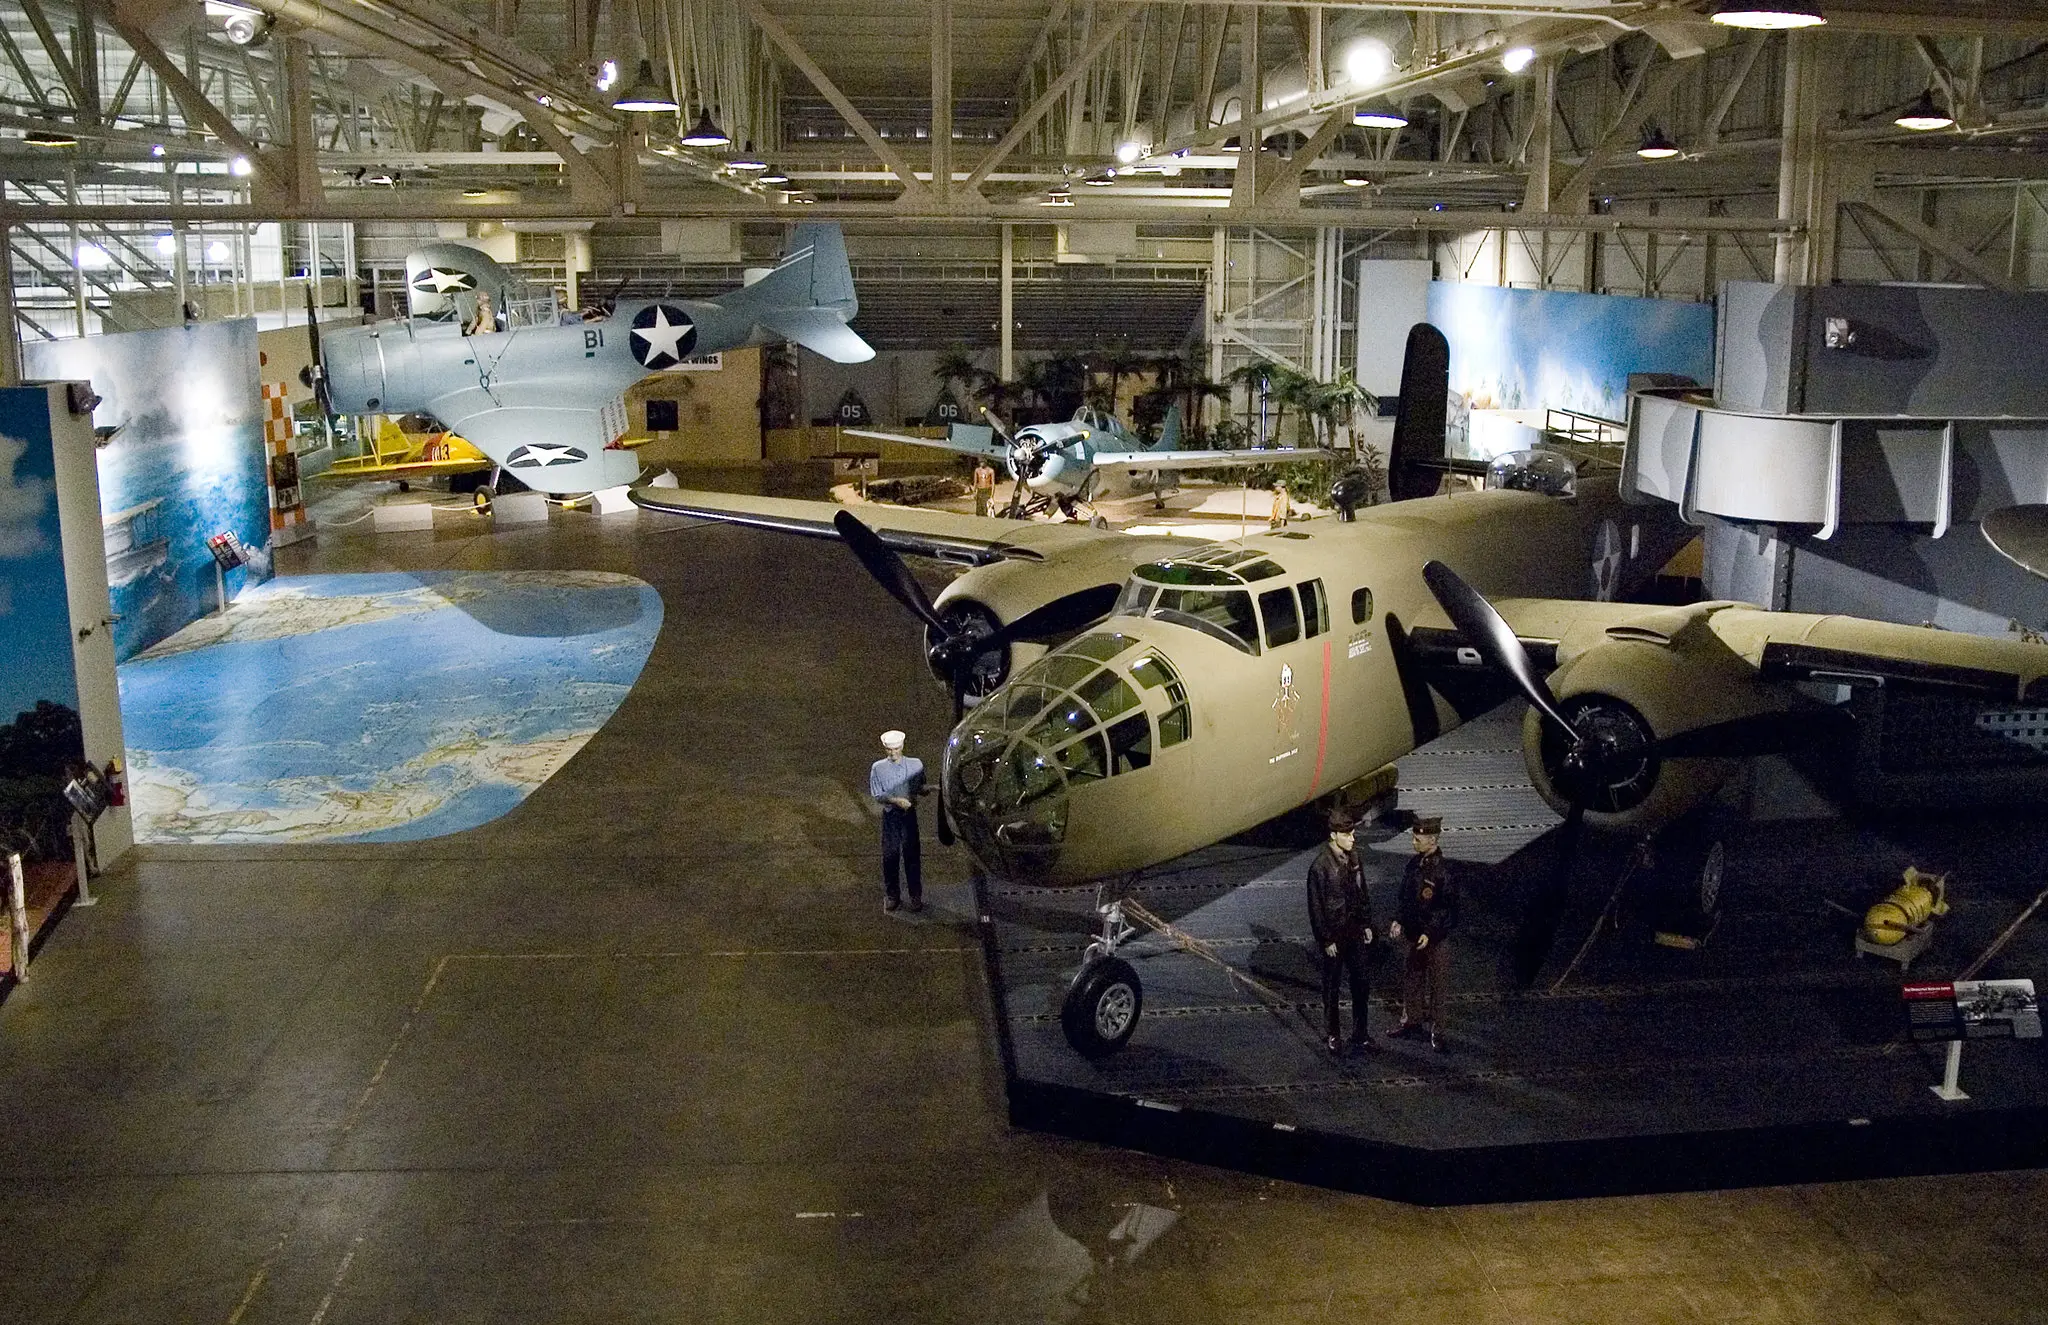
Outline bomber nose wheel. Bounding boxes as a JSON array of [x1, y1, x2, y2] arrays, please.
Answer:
[[1061, 956, 1143, 1058]]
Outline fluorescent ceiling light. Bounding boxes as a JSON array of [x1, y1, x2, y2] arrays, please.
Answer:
[[679, 107, 730, 147], [155, 234, 176, 255], [1895, 89, 1954, 132], [1353, 104, 1408, 130], [26, 129, 77, 147], [206, 240, 230, 262], [1041, 188, 1074, 207], [1115, 140, 1145, 165], [1220, 135, 1242, 153], [75, 243, 111, 270], [1084, 170, 1116, 186], [1342, 174, 1370, 187], [1708, 0, 1825, 28], [1501, 46, 1536, 75], [613, 60, 678, 113]]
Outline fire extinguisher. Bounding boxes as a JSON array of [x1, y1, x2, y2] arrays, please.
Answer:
[[105, 757, 126, 808]]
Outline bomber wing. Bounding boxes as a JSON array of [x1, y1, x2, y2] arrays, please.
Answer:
[[629, 487, 1121, 566], [1476, 598, 2048, 699], [1088, 446, 1338, 471], [843, 423, 1004, 459]]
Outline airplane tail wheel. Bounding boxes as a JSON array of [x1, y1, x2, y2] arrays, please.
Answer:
[[473, 485, 495, 513], [1698, 840, 1726, 915], [1061, 956, 1143, 1059]]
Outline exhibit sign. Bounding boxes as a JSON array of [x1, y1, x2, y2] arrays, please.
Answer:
[[0, 388, 88, 863], [1904, 979, 2043, 1042], [24, 320, 273, 660], [1424, 283, 1715, 423]]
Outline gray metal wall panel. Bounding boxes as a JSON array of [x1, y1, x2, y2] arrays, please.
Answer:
[[1800, 286, 2048, 416], [1715, 281, 1796, 413]]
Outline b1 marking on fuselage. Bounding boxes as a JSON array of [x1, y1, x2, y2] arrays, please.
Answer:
[[507, 443, 588, 468]]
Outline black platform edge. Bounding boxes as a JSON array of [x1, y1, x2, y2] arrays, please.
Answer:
[[972, 880, 2048, 1204]]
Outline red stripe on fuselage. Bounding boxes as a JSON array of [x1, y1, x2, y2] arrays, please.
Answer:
[[1311, 637, 1332, 793]]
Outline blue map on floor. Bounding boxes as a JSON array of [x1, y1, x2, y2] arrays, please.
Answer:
[[119, 571, 663, 844]]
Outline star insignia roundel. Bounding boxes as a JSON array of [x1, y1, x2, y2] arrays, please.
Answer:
[[630, 304, 698, 369], [411, 266, 476, 295]]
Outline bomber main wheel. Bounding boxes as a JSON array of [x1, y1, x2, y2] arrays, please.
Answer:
[[1061, 956, 1143, 1059]]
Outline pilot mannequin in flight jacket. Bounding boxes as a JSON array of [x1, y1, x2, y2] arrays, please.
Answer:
[[1306, 806, 1377, 1056]]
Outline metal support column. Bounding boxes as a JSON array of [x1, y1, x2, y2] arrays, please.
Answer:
[[998, 222, 1014, 381], [66, 168, 87, 336], [1775, 29, 1835, 285], [0, 225, 19, 386]]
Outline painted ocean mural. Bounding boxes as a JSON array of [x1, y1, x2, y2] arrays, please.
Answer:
[[119, 571, 663, 844], [25, 320, 272, 661]]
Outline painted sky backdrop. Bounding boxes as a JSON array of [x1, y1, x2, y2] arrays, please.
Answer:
[[1426, 283, 1716, 422], [25, 320, 271, 661], [0, 388, 76, 722]]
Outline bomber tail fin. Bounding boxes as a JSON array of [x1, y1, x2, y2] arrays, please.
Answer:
[[1385, 322, 1485, 501]]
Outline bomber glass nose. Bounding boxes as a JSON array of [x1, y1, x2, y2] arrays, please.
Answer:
[[943, 631, 1168, 881]]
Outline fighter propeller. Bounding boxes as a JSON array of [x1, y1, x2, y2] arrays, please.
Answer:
[[832, 508, 1121, 843]]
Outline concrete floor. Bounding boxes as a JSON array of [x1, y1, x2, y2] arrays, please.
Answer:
[[5, 499, 2048, 1324]]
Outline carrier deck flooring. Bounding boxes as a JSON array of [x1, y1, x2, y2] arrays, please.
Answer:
[[990, 705, 2048, 1182]]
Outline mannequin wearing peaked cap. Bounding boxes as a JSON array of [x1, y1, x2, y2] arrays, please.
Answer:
[[1392, 814, 1458, 1051], [1306, 805, 1378, 1057], [869, 730, 925, 913]]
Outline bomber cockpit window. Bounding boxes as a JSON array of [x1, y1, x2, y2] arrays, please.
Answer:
[[1300, 580, 1328, 638], [1057, 632, 1139, 663], [1128, 651, 1191, 748], [1258, 586, 1300, 648], [1151, 587, 1260, 654]]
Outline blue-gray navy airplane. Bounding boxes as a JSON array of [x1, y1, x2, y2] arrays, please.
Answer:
[[306, 224, 873, 496], [849, 403, 1332, 517]]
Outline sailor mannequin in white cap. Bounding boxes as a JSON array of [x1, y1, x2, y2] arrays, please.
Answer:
[[869, 730, 926, 912]]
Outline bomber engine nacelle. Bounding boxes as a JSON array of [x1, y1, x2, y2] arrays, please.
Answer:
[[1521, 606, 1793, 833]]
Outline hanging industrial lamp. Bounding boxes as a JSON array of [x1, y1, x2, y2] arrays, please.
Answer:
[[1353, 103, 1408, 130], [728, 141, 767, 170], [1894, 89, 1955, 132], [680, 107, 731, 147], [1636, 127, 1680, 159], [611, 60, 678, 113], [758, 163, 791, 185]]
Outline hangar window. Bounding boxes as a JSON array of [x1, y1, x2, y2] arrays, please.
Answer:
[[1351, 587, 1374, 624]]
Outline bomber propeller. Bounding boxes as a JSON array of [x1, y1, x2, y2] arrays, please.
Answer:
[[832, 508, 1121, 844], [1419, 560, 1835, 985]]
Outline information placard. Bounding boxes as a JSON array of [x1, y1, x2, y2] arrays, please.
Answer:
[[1904, 979, 2041, 1042]]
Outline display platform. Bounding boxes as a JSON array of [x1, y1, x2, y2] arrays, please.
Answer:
[[118, 571, 662, 844], [980, 705, 2048, 1204]]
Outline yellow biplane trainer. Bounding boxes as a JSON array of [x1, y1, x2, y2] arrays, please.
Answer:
[[319, 416, 493, 485]]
